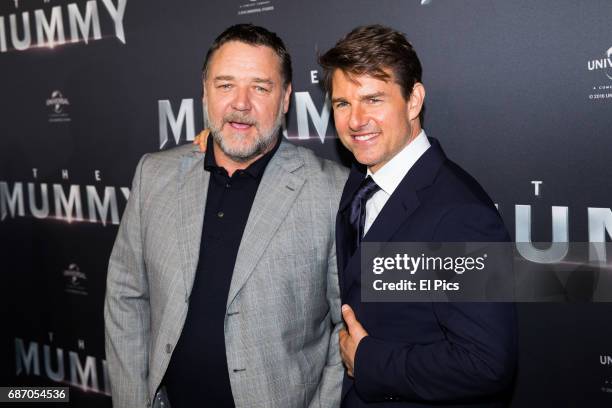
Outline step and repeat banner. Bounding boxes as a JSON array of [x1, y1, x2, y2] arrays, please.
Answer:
[[1, 0, 611, 406]]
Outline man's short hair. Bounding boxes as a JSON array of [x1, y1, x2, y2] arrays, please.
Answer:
[[202, 23, 292, 89], [319, 24, 423, 113]]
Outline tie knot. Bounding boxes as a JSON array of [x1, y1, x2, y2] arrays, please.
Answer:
[[354, 176, 380, 204]]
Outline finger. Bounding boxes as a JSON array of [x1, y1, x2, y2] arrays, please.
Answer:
[[194, 129, 209, 152], [193, 130, 204, 144], [343, 304, 369, 338], [199, 129, 209, 152], [342, 304, 359, 330]]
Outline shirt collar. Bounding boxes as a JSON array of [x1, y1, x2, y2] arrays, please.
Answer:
[[204, 133, 281, 179], [366, 130, 431, 195]]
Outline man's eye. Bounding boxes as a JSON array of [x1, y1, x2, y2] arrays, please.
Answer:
[[255, 86, 270, 93], [218, 84, 233, 90], [335, 102, 348, 109], [368, 98, 382, 104]]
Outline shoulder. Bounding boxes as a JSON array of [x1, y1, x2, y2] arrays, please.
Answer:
[[281, 141, 349, 194], [428, 159, 496, 208], [137, 143, 196, 172], [422, 158, 509, 241], [418, 154, 509, 242], [128, 144, 199, 195]]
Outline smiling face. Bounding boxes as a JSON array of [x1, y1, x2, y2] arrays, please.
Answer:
[[331, 68, 424, 173], [203, 41, 291, 164]]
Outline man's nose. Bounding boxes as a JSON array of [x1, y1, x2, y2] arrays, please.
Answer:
[[231, 87, 251, 111], [348, 105, 368, 131]]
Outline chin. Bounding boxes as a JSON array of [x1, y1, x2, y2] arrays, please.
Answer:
[[353, 153, 378, 167]]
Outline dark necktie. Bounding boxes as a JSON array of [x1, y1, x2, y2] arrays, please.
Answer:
[[348, 176, 380, 253]]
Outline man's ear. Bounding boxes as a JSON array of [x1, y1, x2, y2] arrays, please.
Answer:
[[407, 82, 425, 122], [201, 84, 210, 127], [282, 83, 292, 114], [201, 82, 208, 103]]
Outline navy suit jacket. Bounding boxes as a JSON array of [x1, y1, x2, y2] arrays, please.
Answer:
[[336, 138, 517, 407]]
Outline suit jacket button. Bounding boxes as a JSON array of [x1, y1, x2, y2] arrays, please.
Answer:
[[165, 343, 172, 353]]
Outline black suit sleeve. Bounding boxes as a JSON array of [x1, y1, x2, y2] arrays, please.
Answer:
[[353, 204, 517, 402]]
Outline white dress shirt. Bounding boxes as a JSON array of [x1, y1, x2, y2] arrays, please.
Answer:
[[363, 130, 431, 235]]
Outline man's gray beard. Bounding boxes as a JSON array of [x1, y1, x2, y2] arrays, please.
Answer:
[[204, 101, 284, 163]]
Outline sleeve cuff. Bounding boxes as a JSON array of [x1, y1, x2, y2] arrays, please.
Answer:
[[353, 336, 391, 402]]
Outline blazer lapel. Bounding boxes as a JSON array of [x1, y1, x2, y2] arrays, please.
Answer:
[[226, 141, 305, 309], [362, 184, 420, 244], [177, 145, 209, 299], [366, 137, 447, 243]]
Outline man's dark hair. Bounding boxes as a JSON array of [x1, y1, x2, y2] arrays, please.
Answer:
[[202, 23, 292, 89], [319, 24, 424, 120]]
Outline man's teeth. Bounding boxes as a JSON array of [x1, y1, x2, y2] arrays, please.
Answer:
[[354, 133, 377, 141], [230, 122, 252, 129]]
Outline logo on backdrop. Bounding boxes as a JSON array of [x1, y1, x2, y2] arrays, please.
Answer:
[[587, 46, 612, 101], [15, 334, 111, 395], [599, 355, 612, 394], [588, 47, 612, 80], [46, 90, 71, 123], [234, 0, 429, 15], [158, 90, 333, 149], [0, 168, 129, 225], [0, 0, 128, 54], [236, 0, 275, 16], [63, 263, 88, 296]]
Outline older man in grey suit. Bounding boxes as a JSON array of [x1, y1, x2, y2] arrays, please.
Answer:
[[104, 24, 347, 408]]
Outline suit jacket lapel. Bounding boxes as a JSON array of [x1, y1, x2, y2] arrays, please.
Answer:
[[226, 141, 305, 310], [366, 137, 447, 243], [177, 145, 209, 298]]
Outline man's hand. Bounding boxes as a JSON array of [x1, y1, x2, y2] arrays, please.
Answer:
[[192, 129, 210, 152], [339, 304, 369, 377]]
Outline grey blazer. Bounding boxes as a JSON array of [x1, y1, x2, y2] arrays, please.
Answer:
[[104, 141, 348, 408]]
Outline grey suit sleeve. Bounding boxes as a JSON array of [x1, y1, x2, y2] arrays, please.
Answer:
[[104, 155, 151, 408], [308, 238, 344, 408]]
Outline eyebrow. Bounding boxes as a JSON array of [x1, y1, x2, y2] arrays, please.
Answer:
[[252, 78, 274, 85], [331, 92, 386, 104], [359, 92, 386, 100], [213, 75, 234, 81], [213, 75, 274, 86]]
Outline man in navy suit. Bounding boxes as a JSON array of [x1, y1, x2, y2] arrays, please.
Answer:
[[319, 25, 517, 407]]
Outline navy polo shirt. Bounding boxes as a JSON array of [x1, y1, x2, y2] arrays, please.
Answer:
[[163, 135, 280, 407]]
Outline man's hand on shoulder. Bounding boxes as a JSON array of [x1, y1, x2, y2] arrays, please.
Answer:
[[193, 129, 210, 152]]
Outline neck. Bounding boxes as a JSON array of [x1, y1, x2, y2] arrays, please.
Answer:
[[368, 125, 422, 174]]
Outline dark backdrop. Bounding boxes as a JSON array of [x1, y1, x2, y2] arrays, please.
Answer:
[[1, 0, 612, 406]]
